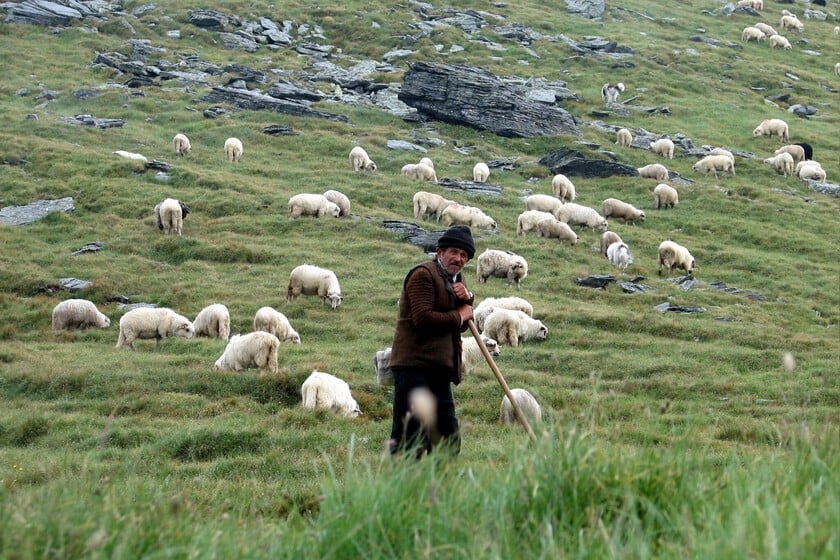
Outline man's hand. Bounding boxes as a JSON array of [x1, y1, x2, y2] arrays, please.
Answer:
[[451, 281, 473, 302]]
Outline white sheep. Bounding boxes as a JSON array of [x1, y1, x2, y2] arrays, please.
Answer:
[[708, 147, 735, 163], [286, 264, 343, 310], [769, 35, 792, 49], [616, 128, 633, 148], [441, 204, 497, 230], [536, 218, 579, 245], [115, 307, 194, 350], [473, 162, 490, 183], [602, 198, 646, 224], [482, 309, 548, 347], [835, 25, 839, 35], [692, 154, 736, 178], [154, 198, 189, 235], [401, 163, 438, 182], [658, 240, 696, 276], [476, 249, 529, 288], [601, 82, 625, 103], [112, 150, 148, 164], [795, 160, 823, 176], [52, 299, 110, 330], [752, 118, 789, 142], [473, 296, 534, 332], [835, 62, 840, 77], [798, 163, 827, 182], [214, 331, 280, 375], [172, 133, 191, 156], [224, 137, 243, 162], [599, 231, 624, 257], [301, 370, 361, 417], [413, 191, 456, 222], [288, 193, 341, 219], [524, 194, 564, 218], [551, 173, 577, 202], [780, 14, 803, 33], [556, 203, 609, 231], [419, 157, 435, 171], [774, 144, 805, 164], [253, 306, 301, 344], [193, 303, 231, 340], [649, 138, 675, 159], [763, 152, 795, 177], [637, 163, 669, 181], [349, 146, 376, 172], [461, 335, 501, 374], [753, 22, 778, 37], [607, 241, 634, 270], [517, 209, 556, 236], [653, 183, 679, 209], [741, 26, 767, 42], [500, 388, 542, 425], [323, 189, 351, 218]]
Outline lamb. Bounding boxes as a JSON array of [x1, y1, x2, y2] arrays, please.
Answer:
[[517, 210, 556, 236], [473, 162, 490, 183], [599, 231, 624, 257], [753, 118, 789, 142], [401, 163, 438, 182], [154, 198, 189, 235], [649, 138, 675, 159], [51, 299, 110, 330], [476, 249, 529, 288], [774, 144, 805, 164], [115, 307, 194, 350], [473, 296, 534, 332], [461, 335, 501, 374], [798, 163, 827, 182], [301, 370, 361, 417], [556, 203, 609, 231], [637, 163, 669, 181], [601, 82, 625, 103], [524, 194, 564, 218], [602, 198, 646, 224], [500, 388, 542, 425], [323, 189, 351, 218], [551, 173, 577, 202], [741, 26, 767, 42], [763, 152, 795, 177], [481, 309, 548, 347], [224, 137, 243, 162], [441, 204, 497, 230], [286, 264, 343, 310], [780, 14, 803, 33], [172, 133, 191, 156], [214, 331, 280, 375], [253, 306, 301, 344], [288, 193, 341, 219], [769, 35, 792, 49], [753, 22, 778, 37], [192, 303, 231, 340], [349, 146, 376, 172], [606, 241, 634, 270], [413, 191, 456, 222], [536, 218, 579, 245], [112, 150, 148, 164], [658, 240, 696, 276], [616, 128, 633, 148], [653, 183, 679, 209], [692, 154, 736, 178]]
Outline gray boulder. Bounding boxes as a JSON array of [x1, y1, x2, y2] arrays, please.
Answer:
[[0, 197, 74, 226], [539, 147, 638, 178], [566, 0, 606, 19]]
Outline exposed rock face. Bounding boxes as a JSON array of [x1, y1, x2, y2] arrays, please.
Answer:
[[566, 0, 606, 19], [3, 0, 99, 25], [398, 61, 580, 138], [539, 147, 638, 178], [198, 86, 348, 121], [0, 197, 75, 226]]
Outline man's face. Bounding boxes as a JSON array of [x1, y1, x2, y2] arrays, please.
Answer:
[[437, 247, 470, 276]]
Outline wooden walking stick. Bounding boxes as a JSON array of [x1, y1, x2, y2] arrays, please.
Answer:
[[467, 320, 537, 442]]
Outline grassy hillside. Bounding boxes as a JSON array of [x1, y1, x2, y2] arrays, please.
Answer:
[[0, 0, 838, 557]]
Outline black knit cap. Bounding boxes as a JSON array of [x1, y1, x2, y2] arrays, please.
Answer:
[[437, 225, 475, 259]]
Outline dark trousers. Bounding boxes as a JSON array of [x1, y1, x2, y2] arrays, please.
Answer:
[[389, 366, 460, 458]]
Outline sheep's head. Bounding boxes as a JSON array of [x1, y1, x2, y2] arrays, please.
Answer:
[[179, 202, 190, 219], [481, 336, 501, 357], [174, 319, 195, 339], [326, 292, 343, 310]]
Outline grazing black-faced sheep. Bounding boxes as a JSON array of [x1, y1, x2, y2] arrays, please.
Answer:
[[653, 184, 679, 209], [536, 218, 579, 245], [473, 296, 534, 332], [600, 231, 623, 257], [287, 264, 343, 310], [482, 309, 548, 347], [253, 306, 300, 344], [752, 119, 789, 142], [551, 173, 576, 202], [602, 198, 645, 224], [288, 193, 341, 219], [441, 204, 497, 230], [323, 190, 351, 217], [555, 203, 609, 231], [649, 138, 675, 159], [413, 191, 456, 222], [154, 198, 189, 235], [637, 163, 669, 181]]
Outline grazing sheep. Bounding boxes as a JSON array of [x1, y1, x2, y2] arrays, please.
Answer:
[[287, 264, 343, 310], [600, 231, 624, 257], [607, 241, 634, 270], [637, 163, 669, 181], [769, 35, 792, 49], [401, 163, 438, 182], [441, 204, 497, 230], [649, 138, 675, 160], [288, 193, 341, 219], [835, 25, 839, 35], [524, 194, 564, 218], [753, 22, 778, 37], [602, 198, 646, 224], [112, 150, 148, 164], [536, 218, 579, 245], [374, 347, 394, 385], [482, 309, 548, 347], [517, 210, 556, 236], [115, 307, 194, 351], [413, 191, 456, 222], [653, 183, 679, 209], [224, 137, 243, 162], [473, 162, 490, 183], [708, 147, 735, 163], [214, 331, 280, 375], [741, 26, 767, 42], [736, 0, 763, 9], [556, 203, 609, 231], [752, 118, 789, 142], [323, 189, 351, 218], [794, 159, 823, 176], [774, 144, 805, 164], [476, 249, 529, 288], [419, 157, 435, 171], [601, 82, 625, 103], [780, 14, 803, 33], [500, 388, 542, 425], [253, 306, 300, 344], [349, 146, 376, 172], [763, 152, 795, 177], [835, 62, 840, 77], [154, 198, 189, 235], [616, 128, 633, 147], [473, 296, 534, 332], [692, 154, 736, 178], [193, 303, 231, 341], [551, 173, 577, 202], [172, 133, 191, 156], [301, 370, 361, 417], [52, 299, 110, 330], [658, 240, 696, 276], [798, 163, 827, 182], [795, 143, 813, 161], [461, 335, 501, 374]]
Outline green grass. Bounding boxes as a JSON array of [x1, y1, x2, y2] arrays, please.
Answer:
[[0, 0, 838, 557]]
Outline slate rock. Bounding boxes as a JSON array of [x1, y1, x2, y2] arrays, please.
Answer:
[[655, 302, 706, 314], [0, 197, 74, 226], [539, 147, 639, 178], [574, 274, 616, 289]]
